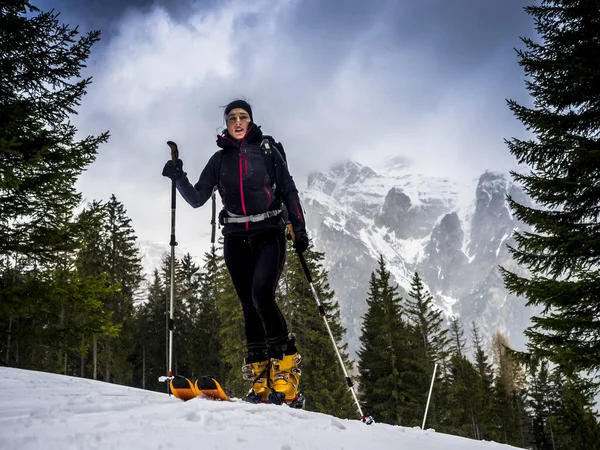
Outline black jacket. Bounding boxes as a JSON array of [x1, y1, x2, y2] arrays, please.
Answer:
[[175, 124, 306, 236]]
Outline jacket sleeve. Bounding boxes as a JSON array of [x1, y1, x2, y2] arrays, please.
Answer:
[[273, 150, 306, 232], [175, 151, 220, 208]]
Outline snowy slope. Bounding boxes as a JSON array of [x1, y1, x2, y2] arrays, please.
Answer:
[[0, 367, 520, 450]]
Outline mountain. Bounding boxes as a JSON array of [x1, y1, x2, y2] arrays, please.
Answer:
[[302, 157, 536, 357], [0, 367, 521, 450]]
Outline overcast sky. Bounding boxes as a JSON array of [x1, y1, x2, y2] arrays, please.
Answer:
[[35, 0, 536, 259]]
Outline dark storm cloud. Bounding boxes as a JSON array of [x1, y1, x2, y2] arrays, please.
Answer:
[[285, 0, 534, 74], [36, 0, 218, 34]]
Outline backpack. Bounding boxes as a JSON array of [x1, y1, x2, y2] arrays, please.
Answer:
[[259, 135, 287, 202], [216, 135, 287, 201], [214, 135, 288, 228]]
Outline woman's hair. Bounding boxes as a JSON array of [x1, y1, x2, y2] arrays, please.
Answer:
[[221, 98, 253, 122]]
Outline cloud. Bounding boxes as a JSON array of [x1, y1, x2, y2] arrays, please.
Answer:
[[42, 0, 535, 256]]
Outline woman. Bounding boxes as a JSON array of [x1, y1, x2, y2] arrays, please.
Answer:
[[162, 99, 309, 405]]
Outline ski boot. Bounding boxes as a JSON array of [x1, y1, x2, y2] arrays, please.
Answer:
[[242, 351, 271, 403], [268, 352, 302, 405]]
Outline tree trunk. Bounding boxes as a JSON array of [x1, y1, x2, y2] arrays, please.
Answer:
[[59, 304, 65, 370], [80, 338, 85, 378], [6, 315, 12, 365], [93, 334, 97, 380], [104, 342, 111, 382]]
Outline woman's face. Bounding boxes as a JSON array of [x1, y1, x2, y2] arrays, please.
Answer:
[[226, 108, 251, 140]]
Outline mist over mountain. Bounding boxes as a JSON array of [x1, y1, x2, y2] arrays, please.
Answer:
[[302, 157, 536, 357]]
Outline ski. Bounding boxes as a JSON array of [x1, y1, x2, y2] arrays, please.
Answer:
[[194, 376, 231, 401], [169, 375, 229, 402], [169, 374, 305, 408]]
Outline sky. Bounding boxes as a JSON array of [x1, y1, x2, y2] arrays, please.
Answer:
[[34, 0, 537, 260], [0, 366, 522, 450]]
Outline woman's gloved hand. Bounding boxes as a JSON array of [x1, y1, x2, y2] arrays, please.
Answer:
[[293, 230, 309, 253], [162, 159, 185, 181]]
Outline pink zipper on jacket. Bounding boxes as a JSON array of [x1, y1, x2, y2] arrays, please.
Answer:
[[221, 127, 253, 230]]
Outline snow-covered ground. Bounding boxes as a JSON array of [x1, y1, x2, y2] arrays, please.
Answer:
[[0, 367, 519, 450]]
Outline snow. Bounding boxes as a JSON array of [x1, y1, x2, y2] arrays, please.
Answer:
[[436, 292, 460, 318], [0, 367, 520, 450]]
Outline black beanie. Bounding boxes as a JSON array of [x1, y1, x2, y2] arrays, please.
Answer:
[[224, 100, 253, 122]]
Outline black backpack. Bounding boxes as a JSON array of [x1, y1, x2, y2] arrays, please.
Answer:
[[211, 135, 289, 239], [216, 135, 288, 200], [259, 135, 287, 200]]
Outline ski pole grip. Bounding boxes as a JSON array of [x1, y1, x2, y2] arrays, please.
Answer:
[[167, 140, 179, 163], [297, 251, 313, 283], [286, 223, 295, 242]]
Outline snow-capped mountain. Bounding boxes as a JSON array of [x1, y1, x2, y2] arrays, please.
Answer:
[[302, 157, 536, 357]]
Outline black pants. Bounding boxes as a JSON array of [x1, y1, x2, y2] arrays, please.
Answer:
[[223, 230, 289, 357]]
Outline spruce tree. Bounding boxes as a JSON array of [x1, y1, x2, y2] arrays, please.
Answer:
[[443, 317, 481, 438], [404, 272, 450, 427], [357, 255, 414, 425], [100, 195, 143, 384], [527, 359, 557, 449], [193, 246, 224, 380], [405, 272, 450, 365], [0, 1, 109, 373], [0, 203, 119, 374], [547, 370, 600, 449], [0, 1, 108, 259], [501, 0, 600, 374], [470, 322, 497, 441], [132, 270, 169, 392]]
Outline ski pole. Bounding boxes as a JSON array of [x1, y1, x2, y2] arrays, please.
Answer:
[[422, 362, 438, 430], [210, 190, 216, 250], [289, 227, 373, 425], [159, 141, 178, 389]]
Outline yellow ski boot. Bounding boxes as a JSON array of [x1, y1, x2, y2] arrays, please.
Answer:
[[242, 359, 271, 403], [269, 352, 302, 404]]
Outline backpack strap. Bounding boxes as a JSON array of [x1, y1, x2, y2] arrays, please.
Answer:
[[260, 138, 283, 203]]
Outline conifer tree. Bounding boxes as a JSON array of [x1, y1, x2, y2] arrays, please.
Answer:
[[491, 331, 532, 447], [0, 1, 108, 259], [193, 246, 224, 380], [443, 317, 481, 438], [405, 272, 450, 365], [175, 251, 217, 381], [545, 369, 600, 449], [527, 359, 556, 449], [158, 253, 185, 378], [194, 245, 225, 380], [100, 195, 143, 384], [132, 270, 169, 392], [470, 322, 497, 441], [445, 353, 481, 438], [404, 272, 450, 427], [501, 0, 600, 375], [357, 256, 414, 424], [1, 204, 118, 374], [0, 1, 109, 373]]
